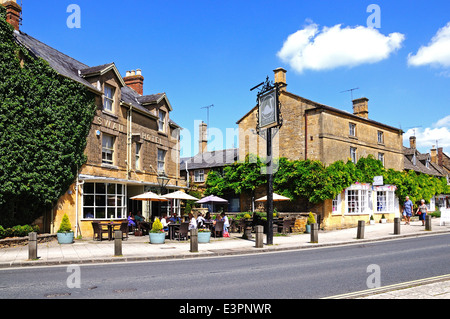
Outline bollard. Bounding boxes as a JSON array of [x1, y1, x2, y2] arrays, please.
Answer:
[[357, 220, 365, 239], [114, 230, 122, 256], [425, 215, 432, 231], [310, 223, 318, 243], [255, 225, 263, 248], [394, 217, 401, 235], [190, 228, 198, 253], [28, 232, 38, 260]]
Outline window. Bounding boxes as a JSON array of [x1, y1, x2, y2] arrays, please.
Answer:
[[158, 110, 166, 132], [346, 188, 370, 214], [332, 194, 341, 213], [104, 85, 114, 112], [378, 153, 385, 166], [102, 134, 115, 165], [135, 143, 141, 170], [194, 169, 205, 183], [82, 183, 126, 219], [350, 147, 357, 163], [349, 123, 356, 137], [377, 131, 384, 144], [157, 149, 166, 173], [376, 190, 395, 212]]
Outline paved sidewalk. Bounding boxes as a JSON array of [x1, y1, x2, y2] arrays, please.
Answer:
[[1, 218, 449, 298]]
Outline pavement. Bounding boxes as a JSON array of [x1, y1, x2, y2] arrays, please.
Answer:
[[1, 217, 450, 299]]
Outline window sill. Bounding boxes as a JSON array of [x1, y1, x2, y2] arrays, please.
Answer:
[[101, 110, 118, 119], [101, 163, 119, 170]]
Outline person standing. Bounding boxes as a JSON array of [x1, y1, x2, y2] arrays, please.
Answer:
[[416, 199, 428, 226], [403, 196, 414, 225]]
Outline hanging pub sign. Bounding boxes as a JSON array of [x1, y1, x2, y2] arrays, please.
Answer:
[[258, 89, 279, 129]]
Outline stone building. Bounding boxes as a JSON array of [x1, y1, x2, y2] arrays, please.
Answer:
[[3, 1, 185, 237], [237, 68, 404, 229]]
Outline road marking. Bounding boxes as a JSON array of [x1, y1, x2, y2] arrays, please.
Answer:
[[323, 274, 450, 299]]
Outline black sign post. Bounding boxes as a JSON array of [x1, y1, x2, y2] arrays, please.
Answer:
[[251, 77, 284, 245]]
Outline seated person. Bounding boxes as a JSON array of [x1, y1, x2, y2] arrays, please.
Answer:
[[188, 213, 197, 230], [169, 213, 180, 223], [127, 212, 136, 227], [204, 212, 211, 222], [160, 214, 169, 231], [197, 212, 205, 228]]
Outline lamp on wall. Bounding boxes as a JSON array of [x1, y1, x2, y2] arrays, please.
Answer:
[[157, 171, 170, 194]]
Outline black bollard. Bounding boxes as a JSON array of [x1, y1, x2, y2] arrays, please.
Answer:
[[357, 220, 365, 239], [394, 217, 401, 235]]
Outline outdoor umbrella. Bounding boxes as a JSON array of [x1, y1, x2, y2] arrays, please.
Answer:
[[196, 195, 228, 213], [130, 191, 168, 202], [255, 193, 291, 202], [161, 190, 200, 201]]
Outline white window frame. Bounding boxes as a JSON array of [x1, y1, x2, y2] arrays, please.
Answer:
[[376, 190, 395, 213], [332, 193, 342, 214], [82, 182, 126, 220], [104, 84, 115, 112], [102, 134, 115, 165], [345, 185, 371, 214], [158, 110, 166, 132], [194, 169, 205, 183], [377, 131, 384, 144], [349, 123, 356, 137], [135, 143, 141, 170], [378, 153, 385, 166], [350, 147, 357, 163], [157, 149, 166, 173]]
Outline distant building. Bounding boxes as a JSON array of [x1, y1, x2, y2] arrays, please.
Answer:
[[237, 68, 405, 229]]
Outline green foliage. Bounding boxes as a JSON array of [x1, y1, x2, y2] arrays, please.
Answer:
[[0, 6, 96, 225], [307, 212, 316, 225], [206, 151, 450, 207], [0, 224, 39, 239], [58, 214, 72, 233], [151, 218, 164, 233]]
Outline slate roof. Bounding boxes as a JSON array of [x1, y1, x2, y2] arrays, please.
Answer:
[[12, 30, 180, 127], [403, 146, 445, 177], [181, 148, 239, 170]]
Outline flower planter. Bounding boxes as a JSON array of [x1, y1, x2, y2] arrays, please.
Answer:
[[381, 219, 387, 224], [305, 224, 311, 234], [198, 232, 211, 243], [57, 232, 74, 244], [370, 220, 375, 225], [149, 232, 165, 244]]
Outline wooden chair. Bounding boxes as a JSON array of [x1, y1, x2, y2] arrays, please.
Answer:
[[92, 221, 108, 241], [281, 219, 295, 234], [119, 221, 129, 240], [175, 222, 189, 241], [213, 220, 224, 238]]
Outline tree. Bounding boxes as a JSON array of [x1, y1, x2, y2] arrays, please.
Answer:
[[0, 6, 96, 226]]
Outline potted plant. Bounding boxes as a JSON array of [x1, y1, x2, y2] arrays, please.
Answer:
[[149, 218, 165, 244], [305, 212, 316, 234], [57, 214, 74, 244], [198, 228, 211, 243], [370, 215, 375, 225], [380, 214, 387, 224]]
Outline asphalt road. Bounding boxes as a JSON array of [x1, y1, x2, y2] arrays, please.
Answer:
[[1, 234, 450, 300]]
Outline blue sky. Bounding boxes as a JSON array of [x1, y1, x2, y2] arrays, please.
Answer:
[[20, 0, 450, 157]]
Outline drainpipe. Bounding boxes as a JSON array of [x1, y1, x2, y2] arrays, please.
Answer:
[[304, 112, 308, 160]]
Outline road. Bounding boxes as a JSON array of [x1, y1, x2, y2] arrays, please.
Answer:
[[1, 234, 450, 299]]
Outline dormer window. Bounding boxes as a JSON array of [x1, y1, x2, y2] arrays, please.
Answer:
[[158, 110, 166, 132], [104, 84, 115, 112], [412, 154, 417, 166]]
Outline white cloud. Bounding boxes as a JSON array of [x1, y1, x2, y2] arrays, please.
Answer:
[[408, 22, 450, 68], [277, 22, 405, 73], [404, 115, 450, 154]]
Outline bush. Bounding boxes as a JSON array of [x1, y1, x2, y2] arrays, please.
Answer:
[[151, 218, 163, 233], [307, 212, 316, 225], [0, 224, 40, 239], [58, 214, 73, 233]]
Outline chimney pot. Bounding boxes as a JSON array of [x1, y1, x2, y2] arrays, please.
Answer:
[[124, 69, 144, 95], [1, 0, 22, 31], [273, 67, 287, 91]]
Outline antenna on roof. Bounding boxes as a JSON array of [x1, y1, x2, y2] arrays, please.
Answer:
[[340, 87, 359, 101], [406, 126, 422, 136], [201, 104, 214, 128]]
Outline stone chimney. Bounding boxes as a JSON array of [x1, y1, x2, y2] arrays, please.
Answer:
[[199, 121, 208, 154], [431, 146, 437, 164], [274, 67, 287, 91], [1, 0, 22, 31], [352, 97, 369, 119], [409, 136, 416, 149], [124, 69, 144, 95]]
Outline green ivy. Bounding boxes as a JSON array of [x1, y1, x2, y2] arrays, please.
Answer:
[[0, 6, 96, 226], [206, 153, 450, 207]]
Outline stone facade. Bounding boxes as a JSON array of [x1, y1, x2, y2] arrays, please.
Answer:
[[237, 68, 404, 230]]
